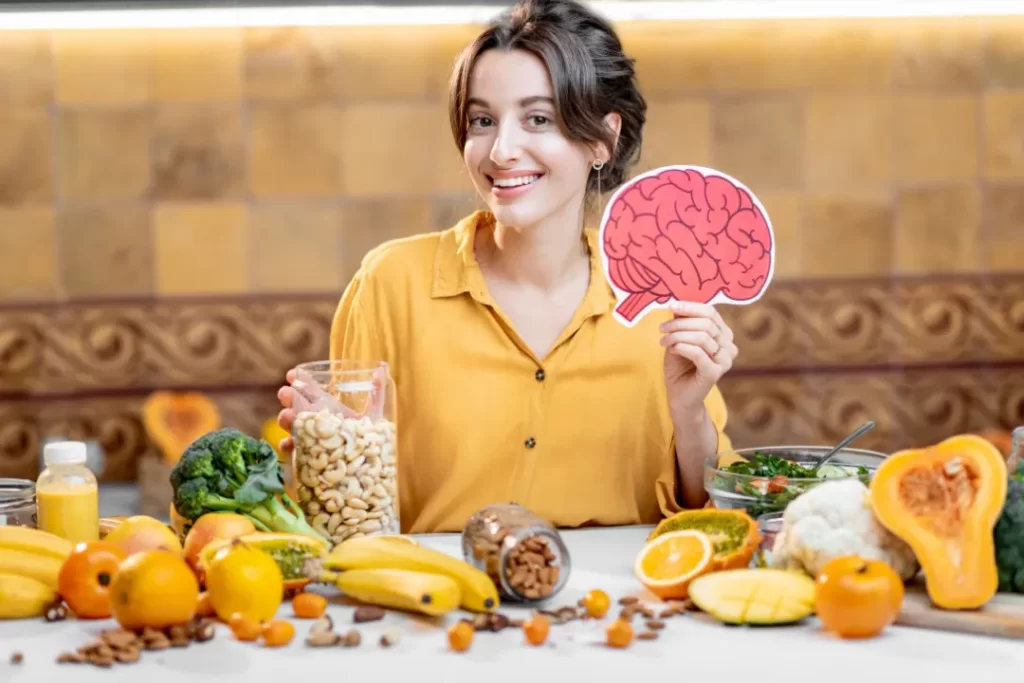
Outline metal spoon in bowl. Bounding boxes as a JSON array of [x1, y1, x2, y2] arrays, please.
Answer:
[[812, 420, 877, 474]]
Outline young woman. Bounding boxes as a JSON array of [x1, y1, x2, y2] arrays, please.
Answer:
[[276, 0, 739, 534]]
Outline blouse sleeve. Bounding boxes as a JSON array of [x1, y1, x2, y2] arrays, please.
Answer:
[[655, 384, 733, 517], [329, 271, 387, 366]]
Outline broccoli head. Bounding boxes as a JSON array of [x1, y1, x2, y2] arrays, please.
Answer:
[[173, 478, 240, 522], [168, 428, 327, 542], [995, 474, 1024, 593]]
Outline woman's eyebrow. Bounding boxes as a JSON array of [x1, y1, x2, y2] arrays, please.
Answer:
[[467, 95, 555, 108]]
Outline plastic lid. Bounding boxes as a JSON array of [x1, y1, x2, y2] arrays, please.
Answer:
[[43, 441, 87, 466]]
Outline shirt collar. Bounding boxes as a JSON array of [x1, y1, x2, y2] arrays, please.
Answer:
[[431, 210, 615, 317]]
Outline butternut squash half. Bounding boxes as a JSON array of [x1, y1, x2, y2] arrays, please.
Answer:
[[870, 434, 1007, 610], [142, 391, 221, 465]]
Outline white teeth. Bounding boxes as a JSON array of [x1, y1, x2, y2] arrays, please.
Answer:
[[492, 175, 540, 188]]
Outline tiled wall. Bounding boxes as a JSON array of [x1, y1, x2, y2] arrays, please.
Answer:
[[1, 17, 1023, 304], [2, 16, 1023, 484]]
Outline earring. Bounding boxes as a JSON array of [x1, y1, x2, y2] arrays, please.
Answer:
[[592, 160, 605, 171]]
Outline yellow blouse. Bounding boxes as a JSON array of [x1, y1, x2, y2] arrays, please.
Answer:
[[329, 211, 733, 534]]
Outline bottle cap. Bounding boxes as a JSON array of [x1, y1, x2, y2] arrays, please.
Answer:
[[43, 441, 88, 466]]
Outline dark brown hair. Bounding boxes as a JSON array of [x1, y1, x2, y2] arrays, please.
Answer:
[[448, 0, 647, 197]]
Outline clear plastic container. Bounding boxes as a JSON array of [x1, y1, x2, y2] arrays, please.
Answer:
[[461, 503, 571, 604], [0, 479, 38, 528], [290, 360, 399, 544], [35, 441, 99, 544]]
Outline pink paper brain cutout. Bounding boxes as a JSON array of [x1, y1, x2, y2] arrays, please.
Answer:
[[599, 165, 775, 326]]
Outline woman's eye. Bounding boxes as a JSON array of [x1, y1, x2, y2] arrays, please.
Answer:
[[529, 115, 551, 127], [469, 115, 493, 128]]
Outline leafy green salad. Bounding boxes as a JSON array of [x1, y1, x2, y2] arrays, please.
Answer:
[[717, 451, 871, 517]]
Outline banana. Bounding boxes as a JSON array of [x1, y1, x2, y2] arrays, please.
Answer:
[[0, 549, 62, 591], [0, 526, 74, 561], [327, 568, 461, 617], [326, 537, 500, 612], [0, 572, 59, 620]]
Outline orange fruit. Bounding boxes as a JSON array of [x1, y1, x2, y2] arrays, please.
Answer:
[[261, 619, 296, 648], [105, 516, 183, 558], [205, 541, 284, 623], [109, 550, 199, 630], [633, 529, 714, 600], [606, 619, 633, 648], [816, 555, 904, 639], [291, 592, 327, 619], [58, 540, 127, 619]]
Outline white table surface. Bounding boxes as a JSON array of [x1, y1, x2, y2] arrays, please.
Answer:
[[3, 526, 1023, 683]]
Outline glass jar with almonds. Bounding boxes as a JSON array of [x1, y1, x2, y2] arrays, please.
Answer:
[[290, 360, 399, 544], [461, 503, 571, 604]]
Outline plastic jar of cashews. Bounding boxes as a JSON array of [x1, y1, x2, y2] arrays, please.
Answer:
[[290, 360, 399, 544]]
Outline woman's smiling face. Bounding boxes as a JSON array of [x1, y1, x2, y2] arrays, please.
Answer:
[[462, 48, 596, 231]]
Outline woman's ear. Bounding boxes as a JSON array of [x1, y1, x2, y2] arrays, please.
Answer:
[[595, 112, 622, 165]]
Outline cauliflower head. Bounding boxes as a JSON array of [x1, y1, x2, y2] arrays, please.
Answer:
[[770, 478, 919, 581]]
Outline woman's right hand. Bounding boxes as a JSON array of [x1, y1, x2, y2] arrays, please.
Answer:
[[276, 368, 298, 454]]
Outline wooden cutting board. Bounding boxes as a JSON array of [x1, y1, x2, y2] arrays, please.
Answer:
[[896, 582, 1024, 639]]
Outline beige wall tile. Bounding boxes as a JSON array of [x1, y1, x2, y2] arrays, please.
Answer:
[[984, 91, 1024, 181], [0, 107, 53, 205], [637, 99, 713, 173], [893, 95, 977, 183], [803, 193, 893, 277], [248, 203, 342, 293], [619, 22, 717, 94], [894, 187, 981, 274], [58, 108, 151, 201], [805, 94, 892, 191], [244, 27, 345, 101], [335, 26, 431, 101], [249, 104, 342, 198], [986, 18, 1024, 88], [756, 192, 803, 279], [154, 202, 247, 295], [56, 203, 153, 297], [339, 103, 446, 197], [0, 31, 53, 105], [799, 20, 896, 90], [984, 186, 1024, 273], [152, 105, 246, 200], [706, 22, 817, 91], [149, 29, 243, 103], [0, 207, 59, 301], [339, 199, 432, 282], [892, 18, 986, 89], [713, 96, 804, 192], [52, 30, 150, 105], [426, 25, 485, 99]]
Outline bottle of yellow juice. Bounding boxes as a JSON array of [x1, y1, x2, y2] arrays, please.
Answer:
[[36, 441, 99, 544]]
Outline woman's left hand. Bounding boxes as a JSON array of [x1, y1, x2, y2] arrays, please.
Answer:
[[659, 301, 738, 416]]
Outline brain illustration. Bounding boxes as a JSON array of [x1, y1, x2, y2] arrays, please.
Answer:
[[599, 166, 775, 326]]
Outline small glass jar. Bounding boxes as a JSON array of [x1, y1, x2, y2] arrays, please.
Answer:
[[290, 360, 399, 544], [0, 479, 38, 528], [461, 503, 571, 604]]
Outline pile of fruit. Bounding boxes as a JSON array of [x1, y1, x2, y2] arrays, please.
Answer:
[[630, 433, 1024, 639]]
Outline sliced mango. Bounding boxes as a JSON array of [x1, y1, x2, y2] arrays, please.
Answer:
[[688, 568, 816, 626]]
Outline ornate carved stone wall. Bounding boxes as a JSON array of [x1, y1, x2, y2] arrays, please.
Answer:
[[2, 275, 1022, 481]]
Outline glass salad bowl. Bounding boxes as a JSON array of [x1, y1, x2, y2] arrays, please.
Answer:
[[704, 445, 888, 519]]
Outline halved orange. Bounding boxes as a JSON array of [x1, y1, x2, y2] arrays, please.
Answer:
[[634, 529, 714, 600]]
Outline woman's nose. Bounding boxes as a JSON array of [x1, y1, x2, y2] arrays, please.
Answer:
[[489, 122, 523, 166]]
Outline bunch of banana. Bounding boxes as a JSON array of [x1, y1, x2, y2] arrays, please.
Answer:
[[313, 536, 500, 617], [0, 526, 70, 619]]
